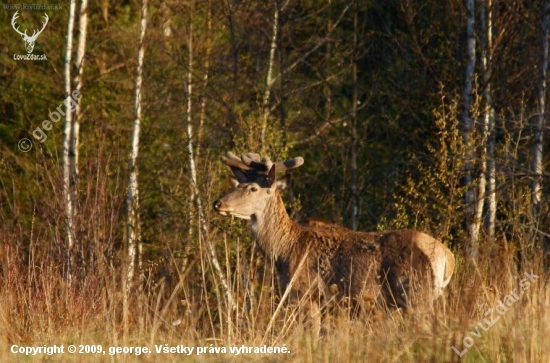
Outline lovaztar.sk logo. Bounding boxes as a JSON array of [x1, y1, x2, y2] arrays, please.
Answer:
[[11, 11, 48, 60]]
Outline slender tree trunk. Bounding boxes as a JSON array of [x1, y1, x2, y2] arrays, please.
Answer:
[[72, 0, 88, 185], [196, 0, 212, 161], [62, 0, 77, 284], [481, 0, 496, 239], [278, 2, 287, 149], [474, 14, 488, 244], [72, 0, 89, 263], [226, 0, 238, 147], [474, 0, 489, 237], [188, 0, 212, 239], [532, 0, 550, 222], [259, 1, 279, 151], [185, 8, 236, 312], [474, 130, 487, 244], [125, 0, 148, 337], [186, 10, 197, 239], [462, 0, 477, 260]]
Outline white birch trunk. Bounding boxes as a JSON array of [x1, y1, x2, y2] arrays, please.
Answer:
[[69, 0, 89, 266], [63, 0, 76, 284], [474, 0, 489, 240], [481, 0, 496, 239], [259, 2, 279, 151], [532, 0, 550, 220], [185, 14, 236, 312], [196, 0, 212, 161], [71, 0, 88, 188], [462, 0, 477, 259], [474, 131, 487, 244], [126, 0, 147, 295]]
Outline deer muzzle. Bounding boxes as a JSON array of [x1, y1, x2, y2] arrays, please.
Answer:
[[213, 199, 252, 220], [213, 200, 223, 212], [213, 199, 231, 216]]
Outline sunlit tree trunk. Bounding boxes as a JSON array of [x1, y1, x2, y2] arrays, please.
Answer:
[[196, 0, 212, 161], [480, 0, 496, 239], [72, 0, 88, 263], [125, 0, 147, 312], [63, 0, 76, 284], [461, 0, 477, 260], [532, 0, 550, 223], [72, 0, 88, 186], [277, 1, 287, 149], [260, 1, 279, 151], [185, 5, 236, 312], [188, 0, 212, 239]]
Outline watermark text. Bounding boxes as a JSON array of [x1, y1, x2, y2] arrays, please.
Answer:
[[452, 270, 539, 357], [18, 90, 82, 152], [4, 4, 63, 11]]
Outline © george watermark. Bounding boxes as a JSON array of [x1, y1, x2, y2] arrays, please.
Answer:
[[18, 90, 82, 152], [451, 270, 540, 357], [10, 10, 49, 59]]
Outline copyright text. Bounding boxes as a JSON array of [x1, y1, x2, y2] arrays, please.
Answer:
[[10, 344, 291, 356]]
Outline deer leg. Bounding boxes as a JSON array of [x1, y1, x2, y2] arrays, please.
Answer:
[[380, 267, 411, 311]]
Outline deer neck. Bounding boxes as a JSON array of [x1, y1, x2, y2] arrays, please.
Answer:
[[251, 191, 298, 259]]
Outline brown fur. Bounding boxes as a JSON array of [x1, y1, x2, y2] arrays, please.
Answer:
[[214, 166, 455, 313]]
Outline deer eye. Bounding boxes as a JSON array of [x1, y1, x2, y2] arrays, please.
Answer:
[[250, 186, 258, 192]]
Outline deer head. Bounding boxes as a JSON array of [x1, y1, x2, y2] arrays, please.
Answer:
[[214, 152, 304, 219], [11, 11, 49, 54], [213, 164, 278, 220]]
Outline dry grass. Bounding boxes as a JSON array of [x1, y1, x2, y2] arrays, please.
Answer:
[[1, 228, 548, 363]]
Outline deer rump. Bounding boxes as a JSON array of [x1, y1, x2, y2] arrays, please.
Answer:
[[273, 227, 440, 313]]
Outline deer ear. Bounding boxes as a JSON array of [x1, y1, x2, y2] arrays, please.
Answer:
[[266, 164, 276, 187], [275, 172, 290, 191]]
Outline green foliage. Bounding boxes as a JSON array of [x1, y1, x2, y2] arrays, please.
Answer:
[[391, 90, 466, 240], [1, 0, 550, 359]]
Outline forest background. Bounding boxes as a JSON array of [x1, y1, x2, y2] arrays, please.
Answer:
[[0, 0, 549, 362]]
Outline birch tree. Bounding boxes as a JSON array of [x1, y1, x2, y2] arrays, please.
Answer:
[[185, 4, 236, 312], [259, 1, 280, 151], [196, 0, 212, 160], [472, 87, 487, 246], [62, 0, 77, 284], [126, 0, 148, 295], [71, 0, 89, 189], [68, 0, 89, 266], [461, 0, 477, 259], [480, 0, 496, 239], [532, 0, 550, 223]]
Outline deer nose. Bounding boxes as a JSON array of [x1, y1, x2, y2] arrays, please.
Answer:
[[213, 200, 222, 211]]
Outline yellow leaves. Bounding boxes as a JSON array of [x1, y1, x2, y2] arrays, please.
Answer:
[[392, 91, 467, 236]]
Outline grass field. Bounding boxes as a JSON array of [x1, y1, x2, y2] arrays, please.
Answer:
[[1, 231, 548, 363]]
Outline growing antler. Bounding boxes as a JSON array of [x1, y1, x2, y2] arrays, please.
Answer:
[[221, 152, 304, 187]]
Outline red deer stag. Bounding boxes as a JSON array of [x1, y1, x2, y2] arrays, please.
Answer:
[[213, 153, 455, 313]]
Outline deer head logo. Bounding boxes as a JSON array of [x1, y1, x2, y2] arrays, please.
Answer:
[[11, 11, 49, 54]]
